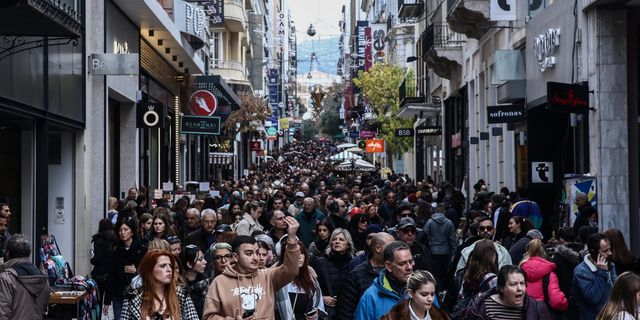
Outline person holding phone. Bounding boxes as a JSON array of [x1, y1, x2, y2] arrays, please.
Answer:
[[203, 216, 301, 320], [572, 232, 617, 320]]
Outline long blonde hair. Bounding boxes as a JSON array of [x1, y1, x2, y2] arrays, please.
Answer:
[[596, 272, 640, 320], [519, 238, 547, 266]]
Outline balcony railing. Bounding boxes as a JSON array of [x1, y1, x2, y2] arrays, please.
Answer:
[[447, 0, 460, 15], [399, 77, 425, 107], [211, 60, 245, 73], [398, 0, 424, 19], [422, 23, 464, 55]]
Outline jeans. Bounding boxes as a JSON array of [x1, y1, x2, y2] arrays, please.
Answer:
[[112, 297, 124, 320]]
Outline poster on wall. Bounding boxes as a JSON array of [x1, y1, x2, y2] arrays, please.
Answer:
[[563, 174, 597, 227]]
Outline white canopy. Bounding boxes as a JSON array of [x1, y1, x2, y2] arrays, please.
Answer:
[[336, 143, 357, 149], [335, 159, 376, 171], [344, 147, 364, 153], [328, 151, 362, 162]]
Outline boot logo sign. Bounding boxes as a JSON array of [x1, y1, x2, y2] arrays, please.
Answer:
[[531, 162, 553, 183]]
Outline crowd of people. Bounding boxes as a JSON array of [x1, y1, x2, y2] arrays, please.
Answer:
[[1, 139, 640, 320]]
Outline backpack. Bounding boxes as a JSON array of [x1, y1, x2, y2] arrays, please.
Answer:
[[451, 273, 497, 320]]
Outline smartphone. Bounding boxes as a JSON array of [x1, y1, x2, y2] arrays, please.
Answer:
[[305, 308, 318, 317], [242, 309, 255, 318]]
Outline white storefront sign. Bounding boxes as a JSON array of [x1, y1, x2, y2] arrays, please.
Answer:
[[490, 0, 516, 21], [534, 28, 561, 72]]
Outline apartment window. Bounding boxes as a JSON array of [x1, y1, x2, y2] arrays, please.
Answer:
[[212, 32, 221, 65], [529, 0, 554, 19]]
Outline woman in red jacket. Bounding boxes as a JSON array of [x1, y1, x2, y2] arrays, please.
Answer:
[[519, 238, 568, 312]]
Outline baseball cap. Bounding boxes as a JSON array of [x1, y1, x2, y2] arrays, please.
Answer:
[[295, 192, 305, 198], [215, 224, 232, 234], [397, 217, 417, 230]]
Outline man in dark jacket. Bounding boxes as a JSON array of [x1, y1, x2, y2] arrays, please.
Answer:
[[423, 203, 457, 287], [552, 228, 582, 320], [295, 197, 325, 247], [396, 217, 433, 272], [335, 232, 395, 320], [0, 234, 52, 319], [186, 209, 218, 253], [326, 199, 349, 230]]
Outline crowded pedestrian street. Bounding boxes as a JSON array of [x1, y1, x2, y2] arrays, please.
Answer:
[[1, 0, 640, 319]]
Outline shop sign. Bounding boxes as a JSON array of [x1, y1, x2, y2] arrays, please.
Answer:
[[547, 82, 589, 113], [266, 126, 278, 137], [371, 23, 387, 63], [205, 0, 224, 26], [487, 105, 525, 124], [278, 11, 286, 49], [490, 0, 516, 21], [136, 102, 166, 128], [279, 118, 290, 130], [174, 1, 207, 44], [189, 90, 218, 116], [250, 141, 261, 151], [358, 140, 366, 149], [355, 21, 369, 75], [360, 130, 376, 139], [366, 139, 385, 153], [532, 161, 554, 183], [89, 53, 139, 75], [416, 126, 442, 136], [395, 128, 414, 137], [181, 115, 221, 135], [451, 132, 461, 148], [534, 28, 560, 72], [364, 26, 372, 71]]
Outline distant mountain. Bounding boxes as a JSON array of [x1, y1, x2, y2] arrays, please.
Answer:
[[296, 36, 340, 76]]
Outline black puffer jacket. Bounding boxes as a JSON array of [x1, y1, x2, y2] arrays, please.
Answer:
[[104, 239, 147, 305], [90, 231, 116, 281], [334, 259, 379, 320], [313, 251, 353, 318]]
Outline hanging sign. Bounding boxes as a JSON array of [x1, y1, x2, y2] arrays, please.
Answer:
[[547, 82, 589, 113], [487, 105, 525, 124], [366, 139, 385, 153], [416, 126, 442, 136], [181, 115, 221, 135], [490, 0, 516, 21], [189, 90, 218, 116]]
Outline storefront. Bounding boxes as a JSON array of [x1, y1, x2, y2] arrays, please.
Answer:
[[0, 0, 84, 266], [525, 0, 589, 234]]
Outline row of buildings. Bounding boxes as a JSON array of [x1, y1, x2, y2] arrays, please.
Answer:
[[0, 0, 297, 274], [339, 0, 640, 252]]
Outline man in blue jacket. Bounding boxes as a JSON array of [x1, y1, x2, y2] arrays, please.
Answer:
[[572, 233, 617, 320], [354, 241, 413, 320]]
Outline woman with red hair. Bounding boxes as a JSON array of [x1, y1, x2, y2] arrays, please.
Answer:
[[120, 250, 199, 320]]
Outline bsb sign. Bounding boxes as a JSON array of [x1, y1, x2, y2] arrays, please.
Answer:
[[547, 82, 589, 113], [395, 128, 414, 137]]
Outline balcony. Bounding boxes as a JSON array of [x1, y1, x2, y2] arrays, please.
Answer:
[[210, 59, 248, 84], [398, 78, 440, 118], [224, 0, 246, 33], [398, 0, 424, 19], [446, 0, 493, 39], [422, 23, 463, 82]]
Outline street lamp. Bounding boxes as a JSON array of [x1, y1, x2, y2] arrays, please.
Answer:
[[307, 24, 316, 37]]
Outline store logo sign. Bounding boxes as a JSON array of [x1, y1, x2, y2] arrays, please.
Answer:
[[534, 28, 560, 72]]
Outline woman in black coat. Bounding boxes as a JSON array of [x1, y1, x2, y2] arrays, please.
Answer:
[[102, 217, 147, 320], [312, 228, 354, 318], [90, 219, 117, 308]]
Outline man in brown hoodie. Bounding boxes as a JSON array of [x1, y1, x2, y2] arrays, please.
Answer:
[[203, 216, 301, 320]]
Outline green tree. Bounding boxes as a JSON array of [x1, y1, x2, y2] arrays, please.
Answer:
[[353, 63, 414, 156], [300, 121, 319, 140], [318, 82, 344, 137]]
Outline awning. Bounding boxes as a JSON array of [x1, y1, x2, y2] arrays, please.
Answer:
[[336, 143, 357, 149], [0, 0, 82, 37], [193, 75, 241, 108], [113, 0, 205, 74], [209, 152, 234, 165], [397, 103, 441, 119], [335, 159, 376, 172], [328, 151, 362, 163]]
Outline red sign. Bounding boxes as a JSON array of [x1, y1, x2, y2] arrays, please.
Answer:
[[189, 90, 218, 116], [360, 130, 376, 139], [364, 26, 372, 71], [250, 141, 261, 151], [366, 139, 384, 153], [547, 82, 589, 113]]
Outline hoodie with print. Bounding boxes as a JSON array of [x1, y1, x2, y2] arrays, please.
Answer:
[[203, 242, 300, 320]]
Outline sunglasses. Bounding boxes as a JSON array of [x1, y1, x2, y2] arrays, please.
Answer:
[[478, 226, 494, 232], [214, 254, 233, 261]]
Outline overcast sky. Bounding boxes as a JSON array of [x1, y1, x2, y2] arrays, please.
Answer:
[[288, 0, 344, 40]]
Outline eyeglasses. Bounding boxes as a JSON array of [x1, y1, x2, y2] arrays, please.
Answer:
[[400, 228, 416, 234], [478, 226, 494, 232], [214, 254, 233, 261]]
